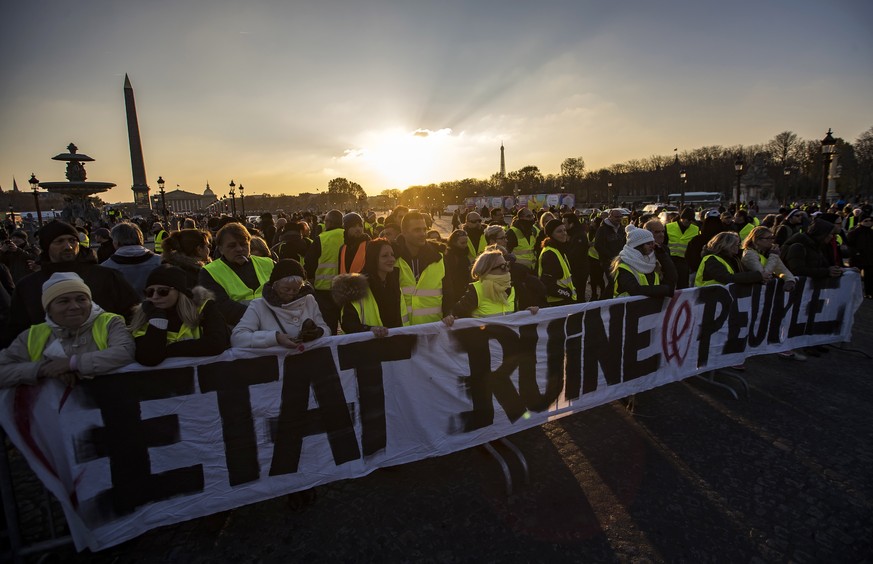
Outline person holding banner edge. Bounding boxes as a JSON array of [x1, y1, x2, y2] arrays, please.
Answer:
[[0, 272, 134, 388], [610, 225, 675, 298]]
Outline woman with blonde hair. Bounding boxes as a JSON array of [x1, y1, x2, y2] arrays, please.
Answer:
[[129, 265, 230, 366], [741, 226, 796, 290], [695, 231, 770, 287], [741, 226, 804, 361], [443, 249, 539, 325]]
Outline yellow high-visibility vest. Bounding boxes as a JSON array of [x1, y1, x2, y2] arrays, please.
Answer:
[[27, 313, 120, 361], [313, 229, 344, 290], [346, 285, 409, 328], [154, 230, 167, 253], [613, 263, 660, 297], [665, 222, 699, 258], [472, 281, 516, 317], [538, 247, 577, 303], [398, 255, 445, 325], [202, 255, 274, 302], [509, 227, 537, 270], [694, 254, 734, 287]]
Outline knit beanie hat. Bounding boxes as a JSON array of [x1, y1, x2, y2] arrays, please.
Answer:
[[42, 272, 91, 309], [807, 219, 836, 243], [146, 264, 193, 297], [785, 209, 802, 221], [270, 259, 306, 283], [544, 219, 563, 238], [38, 220, 79, 252], [342, 213, 363, 230], [625, 225, 654, 249]]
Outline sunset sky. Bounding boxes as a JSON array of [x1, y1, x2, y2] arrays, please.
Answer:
[[2, 0, 872, 204]]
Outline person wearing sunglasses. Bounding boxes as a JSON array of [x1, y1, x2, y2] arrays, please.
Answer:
[[1, 272, 134, 388], [442, 249, 539, 325], [129, 265, 230, 366]]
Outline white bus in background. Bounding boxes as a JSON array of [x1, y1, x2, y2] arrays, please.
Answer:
[[667, 192, 723, 207]]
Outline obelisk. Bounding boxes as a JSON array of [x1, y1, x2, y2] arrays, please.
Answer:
[[124, 74, 151, 215]]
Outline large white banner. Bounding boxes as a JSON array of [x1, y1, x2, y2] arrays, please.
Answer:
[[0, 274, 863, 551]]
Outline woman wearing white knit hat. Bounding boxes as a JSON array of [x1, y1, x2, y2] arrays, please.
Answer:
[[0, 272, 134, 388], [610, 225, 675, 298]]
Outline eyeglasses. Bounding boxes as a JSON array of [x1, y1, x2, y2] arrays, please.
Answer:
[[490, 263, 509, 272], [144, 287, 174, 298]]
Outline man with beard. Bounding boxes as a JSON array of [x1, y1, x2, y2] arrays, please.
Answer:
[[506, 208, 539, 271], [463, 212, 487, 262], [338, 213, 371, 274], [664, 207, 699, 288], [3, 221, 140, 347], [393, 212, 448, 325]]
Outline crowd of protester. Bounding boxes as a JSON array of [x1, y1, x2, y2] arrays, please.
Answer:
[[1, 198, 871, 389]]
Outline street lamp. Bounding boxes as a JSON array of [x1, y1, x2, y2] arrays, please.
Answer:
[[229, 180, 237, 218], [607, 182, 613, 206], [239, 183, 245, 219], [29, 173, 43, 227], [7, 204, 14, 227], [734, 156, 745, 212], [679, 169, 687, 209], [783, 167, 792, 206], [820, 128, 836, 210], [157, 176, 168, 225]]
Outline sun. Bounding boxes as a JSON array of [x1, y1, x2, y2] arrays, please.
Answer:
[[355, 128, 453, 188]]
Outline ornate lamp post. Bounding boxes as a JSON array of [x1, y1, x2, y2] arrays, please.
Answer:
[[7, 204, 15, 227], [29, 173, 43, 227], [734, 156, 745, 211], [239, 183, 245, 219], [783, 167, 792, 206], [607, 182, 613, 206], [679, 169, 687, 209], [820, 128, 836, 210], [157, 176, 168, 225], [229, 180, 237, 218]]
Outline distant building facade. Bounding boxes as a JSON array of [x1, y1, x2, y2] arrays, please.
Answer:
[[151, 183, 218, 214]]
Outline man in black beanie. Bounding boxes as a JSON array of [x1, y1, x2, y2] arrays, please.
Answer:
[[2, 220, 140, 347]]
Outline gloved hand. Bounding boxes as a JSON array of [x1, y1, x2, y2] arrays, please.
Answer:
[[142, 300, 167, 318], [298, 318, 324, 342]]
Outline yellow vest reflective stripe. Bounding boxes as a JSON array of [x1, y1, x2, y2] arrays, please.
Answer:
[[132, 301, 209, 342], [509, 227, 536, 269], [694, 254, 734, 287], [154, 230, 167, 253], [665, 222, 699, 258], [752, 216, 761, 226], [203, 255, 274, 302], [613, 263, 660, 297], [537, 247, 577, 302], [398, 256, 445, 325], [472, 281, 516, 317], [466, 234, 486, 262], [738, 223, 754, 242], [314, 229, 344, 290], [847, 216, 857, 230], [27, 312, 120, 361], [836, 233, 843, 246]]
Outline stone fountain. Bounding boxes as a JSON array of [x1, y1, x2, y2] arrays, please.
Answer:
[[38, 143, 116, 223]]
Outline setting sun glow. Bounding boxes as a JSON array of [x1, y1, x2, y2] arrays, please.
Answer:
[[344, 128, 455, 189]]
